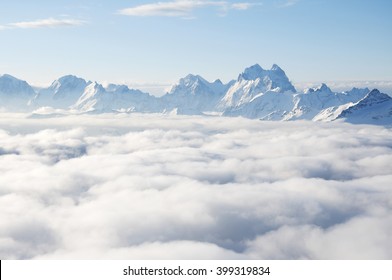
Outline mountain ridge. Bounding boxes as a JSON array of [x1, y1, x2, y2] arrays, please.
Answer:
[[0, 65, 390, 125]]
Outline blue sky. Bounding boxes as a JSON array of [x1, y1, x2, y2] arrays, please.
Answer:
[[0, 0, 391, 94]]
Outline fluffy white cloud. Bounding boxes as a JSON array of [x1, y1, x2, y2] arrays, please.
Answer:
[[0, 18, 85, 31], [277, 0, 299, 8], [0, 113, 391, 259], [118, 1, 260, 17], [231, 3, 255, 10]]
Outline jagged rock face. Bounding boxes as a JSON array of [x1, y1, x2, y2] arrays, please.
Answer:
[[219, 64, 296, 109], [348, 89, 391, 108], [334, 89, 392, 124], [286, 85, 369, 120]]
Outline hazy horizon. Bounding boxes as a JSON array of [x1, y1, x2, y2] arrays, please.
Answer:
[[1, 0, 391, 91], [3, 68, 392, 97]]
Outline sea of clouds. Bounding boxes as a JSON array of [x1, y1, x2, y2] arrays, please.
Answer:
[[0, 113, 391, 259]]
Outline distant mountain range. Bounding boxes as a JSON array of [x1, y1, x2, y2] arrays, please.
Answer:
[[1, 64, 391, 125]]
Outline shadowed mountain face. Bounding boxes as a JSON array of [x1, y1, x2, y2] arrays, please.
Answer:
[[35, 75, 89, 108], [335, 89, 392, 125], [0, 65, 390, 125], [0, 74, 36, 111]]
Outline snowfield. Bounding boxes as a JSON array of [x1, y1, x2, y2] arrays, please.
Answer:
[[0, 113, 391, 259]]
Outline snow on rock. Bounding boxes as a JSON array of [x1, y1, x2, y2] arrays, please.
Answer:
[[0, 65, 390, 125], [287, 84, 368, 120], [219, 64, 296, 109], [71, 82, 160, 113], [161, 74, 230, 114], [223, 91, 294, 120], [336, 89, 392, 125], [0, 74, 36, 111], [33, 75, 89, 109], [313, 103, 354, 122]]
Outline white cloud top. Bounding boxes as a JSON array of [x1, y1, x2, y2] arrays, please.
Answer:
[[0, 18, 85, 30], [0, 113, 391, 259], [278, 0, 299, 8], [118, 0, 260, 17]]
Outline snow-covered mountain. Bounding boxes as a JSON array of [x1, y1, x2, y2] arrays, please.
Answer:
[[73, 83, 159, 113], [0, 74, 35, 111], [223, 91, 295, 120], [33, 75, 89, 109], [219, 64, 296, 109], [223, 80, 369, 121], [286, 84, 369, 120], [335, 89, 392, 124], [0, 65, 390, 125], [161, 74, 231, 115], [72, 82, 108, 112], [30, 75, 159, 113]]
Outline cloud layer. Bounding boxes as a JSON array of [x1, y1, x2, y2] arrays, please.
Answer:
[[0, 113, 391, 259], [118, 0, 260, 17]]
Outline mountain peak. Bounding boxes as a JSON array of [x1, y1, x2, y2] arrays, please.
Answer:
[[336, 89, 392, 124], [0, 74, 19, 80], [180, 74, 207, 85], [317, 83, 332, 93], [304, 88, 315, 94], [0, 74, 35, 93], [170, 74, 224, 95], [0, 74, 34, 89], [89, 81, 104, 89], [50, 75, 87, 90], [368, 88, 381, 95], [344, 87, 370, 96], [342, 89, 391, 112], [113, 84, 130, 93], [239, 64, 265, 81], [351, 87, 370, 92], [236, 64, 295, 92], [184, 73, 200, 79], [364, 89, 391, 102], [271, 64, 283, 72], [304, 83, 333, 94], [32, 75, 90, 108], [58, 74, 81, 82]]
